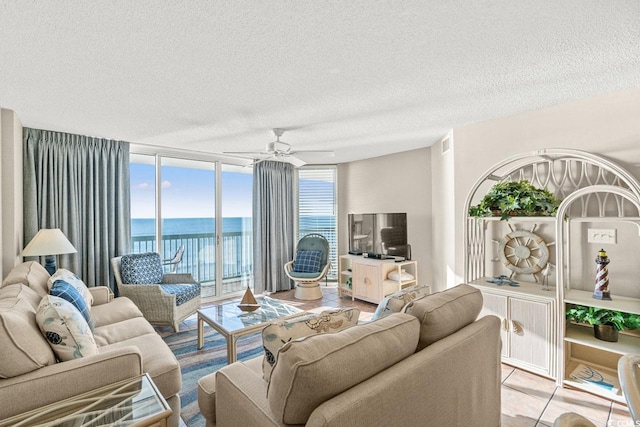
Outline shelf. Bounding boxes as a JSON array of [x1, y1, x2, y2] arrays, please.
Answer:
[[469, 277, 556, 300], [565, 323, 640, 355], [468, 216, 557, 223], [563, 359, 626, 404], [564, 289, 640, 315], [340, 270, 352, 277]]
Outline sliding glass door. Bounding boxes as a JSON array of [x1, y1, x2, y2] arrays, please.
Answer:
[[129, 154, 253, 299]]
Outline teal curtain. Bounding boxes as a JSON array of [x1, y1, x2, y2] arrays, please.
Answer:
[[253, 161, 295, 293], [23, 128, 131, 292]]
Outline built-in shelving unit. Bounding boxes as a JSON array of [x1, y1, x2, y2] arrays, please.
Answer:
[[464, 149, 640, 401]]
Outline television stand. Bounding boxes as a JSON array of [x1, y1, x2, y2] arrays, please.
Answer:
[[338, 255, 418, 304]]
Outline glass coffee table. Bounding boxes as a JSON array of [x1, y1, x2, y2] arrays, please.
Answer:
[[197, 295, 305, 364]]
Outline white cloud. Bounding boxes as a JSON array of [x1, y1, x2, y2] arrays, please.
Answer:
[[161, 180, 171, 188], [135, 182, 150, 189]]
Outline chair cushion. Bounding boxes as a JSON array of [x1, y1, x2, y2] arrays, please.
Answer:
[[293, 250, 322, 273], [262, 308, 360, 382], [120, 253, 163, 284], [48, 269, 94, 308], [50, 280, 94, 330], [371, 284, 430, 321], [1, 261, 50, 297], [404, 283, 483, 351], [267, 313, 420, 425], [0, 297, 56, 378], [36, 295, 98, 361], [159, 283, 201, 306]]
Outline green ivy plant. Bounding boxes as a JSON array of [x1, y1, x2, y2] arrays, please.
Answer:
[[469, 180, 563, 221], [565, 305, 640, 331]]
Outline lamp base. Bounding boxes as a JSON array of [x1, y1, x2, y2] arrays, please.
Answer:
[[44, 255, 57, 276]]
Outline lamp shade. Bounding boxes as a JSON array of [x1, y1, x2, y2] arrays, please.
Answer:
[[21, 229, 77, 257]]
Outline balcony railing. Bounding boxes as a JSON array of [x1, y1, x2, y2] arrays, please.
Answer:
[[131, 227, 337, 285], [132, 232, 253, 284]]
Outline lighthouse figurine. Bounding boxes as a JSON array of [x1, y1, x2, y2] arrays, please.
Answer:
[[593, 249, 612, 300]]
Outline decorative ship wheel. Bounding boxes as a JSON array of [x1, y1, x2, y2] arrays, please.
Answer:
[[494, 224, 554, 281]]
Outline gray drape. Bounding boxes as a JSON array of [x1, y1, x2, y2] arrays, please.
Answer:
[[23, 128, 131, 293], [253, 161, 295, 293]]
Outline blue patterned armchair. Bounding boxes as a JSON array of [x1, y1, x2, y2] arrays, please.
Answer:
[[284, 233, 330, 300], [111, 252, 201, 332]]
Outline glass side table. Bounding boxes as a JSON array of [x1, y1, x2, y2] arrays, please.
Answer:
[[0, 373, 171, 427]]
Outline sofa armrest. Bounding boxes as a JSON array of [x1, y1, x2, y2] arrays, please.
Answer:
[[0, 346, 143, 420], [89, 286, 114, 306], [215, 361, 281, 427]]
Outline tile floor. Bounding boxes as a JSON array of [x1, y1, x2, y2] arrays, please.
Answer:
[[180, 285, 634, 427]]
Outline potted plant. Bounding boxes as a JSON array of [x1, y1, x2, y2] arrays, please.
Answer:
[[469, 180, 562, 221], [565, 305, 640, 342]]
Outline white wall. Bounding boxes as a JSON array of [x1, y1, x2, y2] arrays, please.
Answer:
[[338, 147, 432, 285], [1, 108, 24, 279], [433, 87, 640, 288]]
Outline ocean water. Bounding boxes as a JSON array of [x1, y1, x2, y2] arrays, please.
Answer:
[[131, 217, 252, 236]]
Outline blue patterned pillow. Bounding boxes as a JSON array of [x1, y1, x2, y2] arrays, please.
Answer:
[[293, 250, 322, 273], [50, 280, 94, 330], [120, 253, 163, 284]]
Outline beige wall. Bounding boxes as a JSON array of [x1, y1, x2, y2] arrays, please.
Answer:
[[434, 87, 640, 288], [337, 147, 432, 285], [1, 108, 24, 279]]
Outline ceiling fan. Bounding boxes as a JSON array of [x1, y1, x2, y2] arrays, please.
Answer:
[[224, 129, 334, 167]]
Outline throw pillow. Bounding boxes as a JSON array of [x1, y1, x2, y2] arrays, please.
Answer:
[[36, 295, 98, 361], [0, 297, 57, 378], [120, 252, 163, 284], [50, 280, 94, 330], [371, 284, 430, 321], [292, 250, 322, 273], [262, 307, 360, 382], [48, 269, 94, 309]]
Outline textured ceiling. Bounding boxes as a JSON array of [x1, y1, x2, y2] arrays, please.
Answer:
[[1, 1, 639, 163]]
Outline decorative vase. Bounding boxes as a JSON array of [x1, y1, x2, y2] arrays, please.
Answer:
[[593, 324, 618, 342]]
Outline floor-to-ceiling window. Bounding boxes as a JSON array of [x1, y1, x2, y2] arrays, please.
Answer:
[[297, 166, 337, 280], [129, 152, 253, 299]]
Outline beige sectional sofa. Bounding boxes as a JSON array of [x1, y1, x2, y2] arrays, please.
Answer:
[[0, 262, 182, 427], [198, 284, 502, 427]]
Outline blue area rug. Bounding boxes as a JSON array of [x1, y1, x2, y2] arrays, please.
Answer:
[[162, 322, 264, 427]]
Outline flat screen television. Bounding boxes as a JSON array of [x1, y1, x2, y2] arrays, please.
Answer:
[[348, 213, 409, 259]]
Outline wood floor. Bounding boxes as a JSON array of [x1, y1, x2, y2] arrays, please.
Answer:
[[177, 285, 634, 427]]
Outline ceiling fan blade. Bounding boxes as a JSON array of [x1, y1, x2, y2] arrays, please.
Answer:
[[290, 150, 335, 157], [286, 156, 307, 168], [223, 151, 268, 156]]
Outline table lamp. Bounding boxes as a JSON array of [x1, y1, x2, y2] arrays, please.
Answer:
[[21, 228, 77, 275]]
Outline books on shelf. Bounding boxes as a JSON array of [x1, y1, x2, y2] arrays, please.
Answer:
[[569, 363, 620, 394]]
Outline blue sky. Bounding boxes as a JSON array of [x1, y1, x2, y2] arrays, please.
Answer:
[[130, 163, 253, 218]]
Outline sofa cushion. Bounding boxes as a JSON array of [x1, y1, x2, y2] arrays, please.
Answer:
[[48, 269, 94, 308], [50, 280, 94, 330], [100, 333, 181, 398], [404, 283, 483, 351], [0, 283, 42, 310], [293, 250, 322, 273], [262, 308, 360, 382], [0, 297, 56, 378], [120, 252, 163, 284], [91, 297, 143, 328], [371, 284, 430, 321], [267, 313, 420, 425], [36, 295, 98, 361], [93, 317, 156, 347], [1, 261, 50, 297]]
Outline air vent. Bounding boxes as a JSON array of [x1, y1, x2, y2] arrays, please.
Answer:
[[442, 137, 450, 154]]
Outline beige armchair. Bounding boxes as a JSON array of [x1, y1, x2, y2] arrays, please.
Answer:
[[111, 252, 201, 332]]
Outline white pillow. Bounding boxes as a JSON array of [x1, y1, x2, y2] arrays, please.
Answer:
[[36, 295, 97, 361], [387, 269, 415, 281], [48, 269, 93, 308]]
